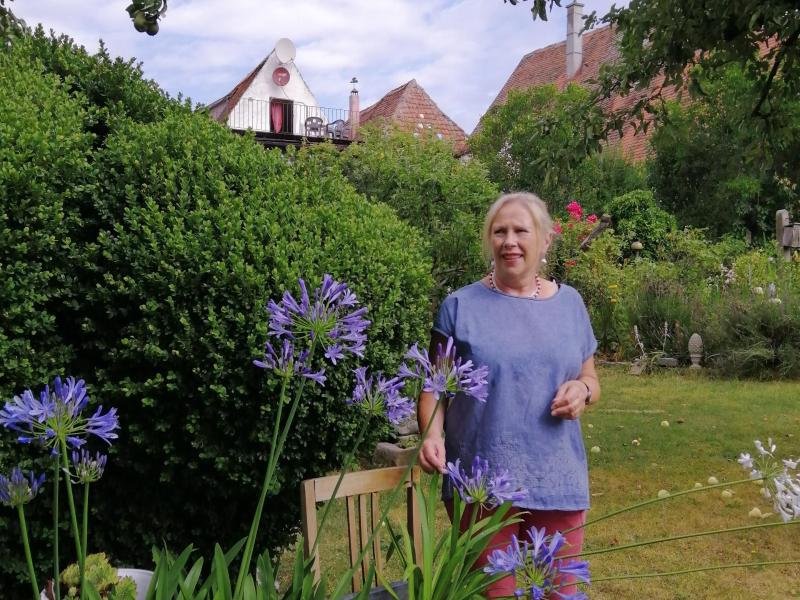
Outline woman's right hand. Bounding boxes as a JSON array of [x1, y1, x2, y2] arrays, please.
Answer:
[[418, 435, 447, 474]]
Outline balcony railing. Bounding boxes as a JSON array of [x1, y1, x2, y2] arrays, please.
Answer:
[[228, 97, 354, 140]]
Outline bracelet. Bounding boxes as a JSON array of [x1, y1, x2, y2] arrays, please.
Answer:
[[579, 380, 592, 405]]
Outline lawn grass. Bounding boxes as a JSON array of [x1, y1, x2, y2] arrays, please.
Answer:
[[283, 366, 800, 598]]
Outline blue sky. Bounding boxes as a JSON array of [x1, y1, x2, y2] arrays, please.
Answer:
[[13, 0, 622, 133]]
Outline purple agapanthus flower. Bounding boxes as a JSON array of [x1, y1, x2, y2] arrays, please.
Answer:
[[401, 337, 489, 403], [348, 367, 414, 426], [253, 339, 327, 386], [0, 467, 45, 508], [446, 456, 527, 509], [485, 526, 590, 600], [0, 377, 119, 451], [265, 274, 370, 363], [71, 449, 108, 484]]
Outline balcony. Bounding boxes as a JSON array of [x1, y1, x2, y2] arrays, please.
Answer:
[[227, 97, 354, 141]]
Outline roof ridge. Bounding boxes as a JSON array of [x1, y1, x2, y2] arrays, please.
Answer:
[[518, 22, 612, 61]]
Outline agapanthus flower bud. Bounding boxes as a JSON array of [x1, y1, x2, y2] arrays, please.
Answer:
[[400, 337, 489, 403], [253, 339, 326, 386], [347, 367, 414, 426], [446, 455, 527, 509], [0, 467, 45, 507], [71, 449, 108, 484]]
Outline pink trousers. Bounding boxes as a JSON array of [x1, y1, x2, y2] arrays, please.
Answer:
[[446, 502, 586, 598]]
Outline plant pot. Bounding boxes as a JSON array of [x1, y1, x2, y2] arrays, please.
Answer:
[[117, 569, 153, 600]]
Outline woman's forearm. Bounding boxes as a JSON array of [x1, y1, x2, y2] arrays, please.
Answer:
[[417, 391, 445, 439]]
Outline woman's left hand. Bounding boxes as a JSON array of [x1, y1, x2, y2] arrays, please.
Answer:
[[550, 380, 589, 420]]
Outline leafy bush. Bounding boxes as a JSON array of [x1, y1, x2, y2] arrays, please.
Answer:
[[703, 288, 800, 379], [620, 261, 697, 360], [567, 150, 647, 216], [299, 126, 498, 302], [563, 234, 628, 358], [605, 190, 676, 257]]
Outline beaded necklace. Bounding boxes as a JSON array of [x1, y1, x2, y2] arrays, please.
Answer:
[[489, 270, 541, 299]]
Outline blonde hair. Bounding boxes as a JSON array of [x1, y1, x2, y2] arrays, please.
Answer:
[[481, 192, 554, 260]]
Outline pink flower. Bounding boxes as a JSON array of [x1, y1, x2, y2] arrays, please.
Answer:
[[552, 221, 563, 235], [566, 201, 583, 221], [586, 214, 598, 224]]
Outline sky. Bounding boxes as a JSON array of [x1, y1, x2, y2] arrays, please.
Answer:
[[13, 0, 622, 133]]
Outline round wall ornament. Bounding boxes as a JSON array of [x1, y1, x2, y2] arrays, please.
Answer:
[[272, 67, 290, 86]]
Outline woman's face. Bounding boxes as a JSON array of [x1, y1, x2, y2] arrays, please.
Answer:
[[490, 201, 547, 280]]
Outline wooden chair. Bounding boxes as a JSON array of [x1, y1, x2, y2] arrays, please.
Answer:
[[300, 466, 422, 594]]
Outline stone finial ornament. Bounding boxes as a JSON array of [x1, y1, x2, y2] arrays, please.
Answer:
[[688, 333, 703, 369]]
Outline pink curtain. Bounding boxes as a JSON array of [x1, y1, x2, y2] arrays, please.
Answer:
[[270, 102, 284, 133]]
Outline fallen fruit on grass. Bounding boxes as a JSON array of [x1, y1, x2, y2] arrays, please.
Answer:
[[590, 446, 601, 454], [694, 482, 703, 489], [708, 476, 719, 485], [657, 489, 670, 498], [721, 489, 734, 499], [749, 507, 762, 518], [631, 439, 640, 446], [660, 420, 670, 427]]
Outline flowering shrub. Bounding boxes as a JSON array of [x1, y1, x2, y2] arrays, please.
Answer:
[[547, 201, 599, 283]]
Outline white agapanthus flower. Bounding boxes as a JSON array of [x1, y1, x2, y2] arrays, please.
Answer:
[[739, 439, 800, 523]]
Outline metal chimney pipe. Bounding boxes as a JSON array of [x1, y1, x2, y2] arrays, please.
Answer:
[[566, 2, 584, 79]]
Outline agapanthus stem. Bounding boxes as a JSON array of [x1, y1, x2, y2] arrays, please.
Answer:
[[235, 337, 316, 600], [53, 458, 61, 600], [18, 505, 39, 600], [310, 421, 369, 557], [79, 483, 89, 600], [564, 476, 758, 534], [59, 439, 84, 568], [587, 559, 800, 585], [329, 399, 444, 600], [561, 519, 800, 561]]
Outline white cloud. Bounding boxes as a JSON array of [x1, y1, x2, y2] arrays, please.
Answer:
[[14, 0, 623, 132]]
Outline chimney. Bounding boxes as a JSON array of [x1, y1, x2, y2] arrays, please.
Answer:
[[566, 2, 584, 79], [349, 77, 360, 137]]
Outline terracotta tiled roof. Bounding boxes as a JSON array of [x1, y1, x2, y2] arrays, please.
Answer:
[[207, 57, 268, 122], [360, 79, 468, 155], [478, 25, 683, 162]]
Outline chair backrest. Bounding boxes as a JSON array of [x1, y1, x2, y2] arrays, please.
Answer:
[[327, 119, 346, 139], [305, 116, 324, 136], [300, 466, 422, 593]]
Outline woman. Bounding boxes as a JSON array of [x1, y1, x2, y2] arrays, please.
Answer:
[[417, 192, 600, 597]]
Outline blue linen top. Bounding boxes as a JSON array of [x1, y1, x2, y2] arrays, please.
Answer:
[[433, 281, 597, 510]]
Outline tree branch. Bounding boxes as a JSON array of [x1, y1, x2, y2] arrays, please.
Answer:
[[752, 27, 800, 118]]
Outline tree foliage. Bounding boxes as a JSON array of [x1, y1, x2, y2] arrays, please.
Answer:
[[648, 64, 800, 237], [469, 84, 606, 208], [586, 1, 800, 127], [296, 126, 499, 301]]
